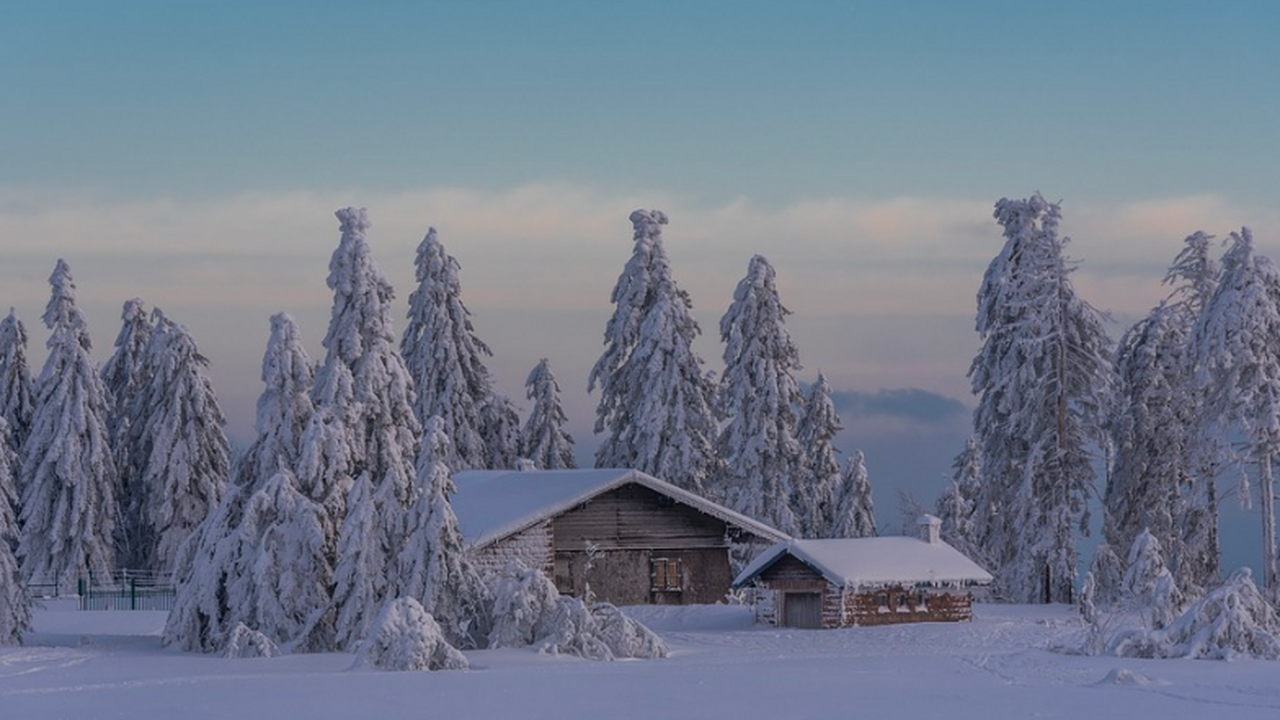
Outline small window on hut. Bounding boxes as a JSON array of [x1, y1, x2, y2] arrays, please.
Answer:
[[650, 558, 683, 592], [877, 592, 890, 613], [897, 592, 911, 612]]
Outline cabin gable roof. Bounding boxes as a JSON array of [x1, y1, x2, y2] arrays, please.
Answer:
[[733, 537, 994, 589]]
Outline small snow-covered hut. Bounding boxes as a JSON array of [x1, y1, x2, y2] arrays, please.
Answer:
[[733, 515, 992, 629], [451, 468, 787, 606]]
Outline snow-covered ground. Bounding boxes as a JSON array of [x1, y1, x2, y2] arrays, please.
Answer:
[[3, 602, 1278, 719]]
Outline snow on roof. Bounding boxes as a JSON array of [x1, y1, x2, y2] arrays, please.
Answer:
[[451, 468, 789, 549], [733, 537, 994, 589]]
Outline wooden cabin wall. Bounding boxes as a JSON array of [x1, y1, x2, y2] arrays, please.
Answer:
[[549, 484, 735, 605], [845, 585, 974, 626], [472, 519, 554, 577]]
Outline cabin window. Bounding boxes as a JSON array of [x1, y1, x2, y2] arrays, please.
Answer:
[[650, 558, 683, 592], [876, 592, 889, 612], [897, 592, 911, 613]]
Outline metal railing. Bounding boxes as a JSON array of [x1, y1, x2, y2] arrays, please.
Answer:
[[24, 569, 176, 611]]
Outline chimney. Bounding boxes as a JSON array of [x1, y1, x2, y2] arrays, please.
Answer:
[[515, 458, 536, 472], [918, 514, 941, 545]]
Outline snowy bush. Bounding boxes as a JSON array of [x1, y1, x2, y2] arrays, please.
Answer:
[[1110, 568, 1280, 660], [487, 561, 667, 661], [354, 597, 468, 672], [1121, 529, 1183, 629], [223, 624, 279, 659], [488, 561, 561, 649]]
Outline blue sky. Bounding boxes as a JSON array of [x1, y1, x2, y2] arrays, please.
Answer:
[[1, 1, 1278, 567]]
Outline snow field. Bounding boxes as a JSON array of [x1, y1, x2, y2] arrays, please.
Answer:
[[3, 604, 1279, 720]]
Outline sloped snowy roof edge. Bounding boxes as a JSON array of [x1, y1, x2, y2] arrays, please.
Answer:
[[452, 468, 790, 549], [732, 537, 994, 589]]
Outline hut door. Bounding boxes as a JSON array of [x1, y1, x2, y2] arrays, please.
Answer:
[[782, 592, 822, 629]]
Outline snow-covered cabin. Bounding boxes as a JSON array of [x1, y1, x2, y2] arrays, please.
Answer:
[[451, 468, 787, 606], [733, 515, 993, 629]]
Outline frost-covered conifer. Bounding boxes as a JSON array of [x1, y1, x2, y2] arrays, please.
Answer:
[[480, 394, 522, 471], [794, 374, 843, 537], [936, 437, 987, 566], [19, 260, 117, 591], [0, 309, 34, 460], [169, 318, 318, 654], [399, 416, 489, 648], [302, 208, 420, 647], [1086, 541, 1125, 609], [101, 298, 154, 504], [1192, 228, 1280, 594], [123, 312, 229, 573], [968, 194, 1114, 603], [401, 227, 494, 470], [1122, 529, 1183, 629], [589, 210, 718, 494], [235, 313, 314, 489], [1111, 568, 1280, 660], [0, 419, 30, 645], [488, 561, 563, 648], [1107, 233, 1222, 599], [354, 597, 468, 672], [713, 255, 802, 533], [331, 472, 390, 650], [246, 468, 333, 652], [830, 451, 876, 538], [519, 359, 577, 470]]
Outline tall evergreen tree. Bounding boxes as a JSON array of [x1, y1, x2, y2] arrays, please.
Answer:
[[936, 437, 986, 565], [401, 227, 494, 470], [18, 260, 117, 591], [1105, 234, 1221, 599], [830, 450, 876, 538], [168, 314, 318, 653], [520, 358, 577, 470], [968, 194, 1114, 603], [1192, 228, 1280, 595], [235, 313, 315, 489], [302, 207, 420, 647], [480, 393, 523, 470], [0, 309, 34, 461], [101, 299, 155, 565], [0, 418, 30, 645], [714, 255, 802, 533], [794, 374, 843, 537], [399, 416, 489, 648], [588, 210, 718, 494], [122, 311, 229, 573]]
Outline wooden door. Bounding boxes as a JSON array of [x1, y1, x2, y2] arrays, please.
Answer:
[[782, 592, 823, 629]]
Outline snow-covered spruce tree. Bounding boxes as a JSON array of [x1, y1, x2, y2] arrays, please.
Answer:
[[331, 472, 390, 650], [830, 450, 876, 538], [234, 313, 314, 489], [520, 358, 577, 470], [1085, 541, 1125, 609], [714, 255, 802, 533], [1192, 228, 1280, 595], [1163, 232, 1223, 597], [101, 298, 154, 521], [1105, 232, 1222, 599], [399, 416, 489, 648], [479, 393, 522, 471], [246, 468, 333, 652], [589, 210, 718, 494], [0, 419, 31, 645], [167, 314, 317, 653], [354, 597, 468, 672], [936, 437, 987, 566], [0, 309, 34, 461], [968, 194, 1114, 603], [1110, 568, 1280, 660], [400, 227, 494, 471], [301, 208, 421, 648], [794, 374, 843, 538], [19, 260, 117, 592], [123, 311, 229, 574], [1121, 529, 1183, 629]]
